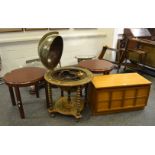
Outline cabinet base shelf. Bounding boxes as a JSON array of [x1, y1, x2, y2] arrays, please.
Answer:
[[48, 96, 84, 119]]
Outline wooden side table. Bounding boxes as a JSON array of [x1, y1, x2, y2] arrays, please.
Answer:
[[78, 59, 115, 74], [75, 55, 96, 63], [3, 67, 48, 119]]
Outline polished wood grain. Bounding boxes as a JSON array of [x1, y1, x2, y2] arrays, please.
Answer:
[[89, 73, 151, 115], [4, 67, 46, 87], [92, 73, 151, 89], [3, 67, 47, 119], [78, 59, 114, 74]]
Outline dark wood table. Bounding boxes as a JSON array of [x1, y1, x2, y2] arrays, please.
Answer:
[[3, 67, 48, 119], [78, 59, 114, 74]]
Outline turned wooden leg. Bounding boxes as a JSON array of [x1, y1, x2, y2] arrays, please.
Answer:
[[35, 83, 39, 98], [61, 89, 64, 97], [76, 86, 81, 119], [14, 86, 25, 119], [85, 84, 88, 104], [80, 88, 83, 97], [48, 83, 53, 109], [8, 86, 16, 106], [45, 81, 50, 108], [68, 90, 71, 102]]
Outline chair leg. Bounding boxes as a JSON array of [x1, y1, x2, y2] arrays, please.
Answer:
[[124, 56, 128, 71], [117, 64, 120, 73]]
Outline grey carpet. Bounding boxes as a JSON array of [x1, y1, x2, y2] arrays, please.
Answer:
[[0, 70, 155, 126]]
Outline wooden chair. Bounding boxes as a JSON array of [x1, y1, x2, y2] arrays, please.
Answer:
[[98, 45, 126, 73]]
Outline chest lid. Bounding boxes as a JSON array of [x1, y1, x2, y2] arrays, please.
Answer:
[[92, 73, 152, 89], [38, 32, 63, 70]]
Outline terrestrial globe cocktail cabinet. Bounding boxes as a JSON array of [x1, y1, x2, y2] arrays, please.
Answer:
[[38, 32, 93, 120]]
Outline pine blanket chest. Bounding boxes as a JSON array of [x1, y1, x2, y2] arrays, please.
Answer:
[[89, 73, 151, 115]]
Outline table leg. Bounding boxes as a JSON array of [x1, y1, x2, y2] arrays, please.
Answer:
[[35, 83, 39, 98], [45, 82, 50, 108], [8, 86, 16, 106], [76, 86, 81, 119], [68, 90, 71, 102], [61, 89, 64, 97], [80, 87, 83, 97], [103, 71, 110, 75], [14, 86, 25, 119], [85, 84, 88, 104], [48, 83, 53, 109]]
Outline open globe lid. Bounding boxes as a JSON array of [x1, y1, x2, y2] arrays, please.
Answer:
[[38, 32, 63, 70]]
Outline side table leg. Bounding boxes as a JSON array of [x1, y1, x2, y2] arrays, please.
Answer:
[[35, 82, 39, 98], [8, 86, 16, 106], [14, 87, 25, 119], [103, 71, 110, 75]]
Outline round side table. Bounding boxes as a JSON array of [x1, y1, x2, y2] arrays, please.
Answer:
[[78, 59, 115, 74], [3, 67, 48, 119], [75, 55, 96, 63]]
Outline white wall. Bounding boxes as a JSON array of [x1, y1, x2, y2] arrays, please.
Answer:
[[111, 28, 124, 61], [0, 28, 114, 76]]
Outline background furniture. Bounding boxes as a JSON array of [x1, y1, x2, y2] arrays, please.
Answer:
[[89, 73, 151, 115], [121, 28, 155, 69], [123, 38, 148, 71], [75, 55, 96, 63], [3, 67, 47, 119], [78, 59, 114, 74], [98, 45, 126, 72]]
